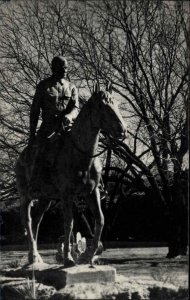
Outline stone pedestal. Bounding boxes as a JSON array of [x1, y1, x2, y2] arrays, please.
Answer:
[[36, 265, 115, 289], [9, 264, 116, 290], [63, 265, 116, 285]]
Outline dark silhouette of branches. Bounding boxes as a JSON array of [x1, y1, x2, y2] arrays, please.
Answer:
[[0, 0, 188, 210]]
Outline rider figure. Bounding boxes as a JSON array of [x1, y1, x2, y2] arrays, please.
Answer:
[[28, 56, 79, 196], [29, 56, 79, 145]]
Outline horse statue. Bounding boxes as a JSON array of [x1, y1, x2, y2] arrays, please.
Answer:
[[15, 82, 126, 267]]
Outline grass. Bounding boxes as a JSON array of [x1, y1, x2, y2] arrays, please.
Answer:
[[15, 264, 40, 300], [8, 259, 22, 269]]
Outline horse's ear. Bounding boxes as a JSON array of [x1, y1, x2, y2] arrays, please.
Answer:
[[93, 81, 100, 94], [106, 81, 112, 94]]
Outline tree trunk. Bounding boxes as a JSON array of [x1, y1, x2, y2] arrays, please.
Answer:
[[166, 176, 188, 258]]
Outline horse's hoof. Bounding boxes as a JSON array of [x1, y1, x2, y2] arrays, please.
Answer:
[[28, 253, 43, 265], [77, 253, 91, 265], [96, 242, 104, 255], [64, 258, 76, 268]]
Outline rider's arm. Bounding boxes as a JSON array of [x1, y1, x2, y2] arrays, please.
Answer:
[[65, 85, 79, 122], [29, 84, 41, 143]]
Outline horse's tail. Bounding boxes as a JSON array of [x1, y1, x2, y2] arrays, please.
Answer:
[[15, 146, 34, 199], [15, 156, 28, 201]]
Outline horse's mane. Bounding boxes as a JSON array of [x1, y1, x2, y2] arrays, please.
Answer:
[[74, 90, 113, 126], [79, 90, 112, 109]]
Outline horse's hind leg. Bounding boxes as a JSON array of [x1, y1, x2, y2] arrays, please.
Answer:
[[78, 187, 104, 264], [31, 198, 52, 262], [62, 197, 75, 267], [20, 197, 40, 264], [21, 197, 51, 264]]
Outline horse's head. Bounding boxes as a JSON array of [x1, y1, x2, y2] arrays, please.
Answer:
[[90, 82, 126, 140]]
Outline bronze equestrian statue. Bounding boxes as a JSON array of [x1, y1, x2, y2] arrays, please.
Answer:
[[15, 56, 126, 267]]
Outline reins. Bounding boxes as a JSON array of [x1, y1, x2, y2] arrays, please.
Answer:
[[47, 89, 117, 159]]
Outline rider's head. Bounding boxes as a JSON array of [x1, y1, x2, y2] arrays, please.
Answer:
[[51, 56, 68, 79]]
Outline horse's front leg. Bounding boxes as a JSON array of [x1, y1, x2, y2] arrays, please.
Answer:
[[62, 197, 75, 267], [78, 187, 104, 264]]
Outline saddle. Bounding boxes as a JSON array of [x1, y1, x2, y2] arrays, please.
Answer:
[[20, 133, 65, 188], [19, 134, 65, 198]]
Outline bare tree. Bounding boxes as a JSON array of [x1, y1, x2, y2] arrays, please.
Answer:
[[64, 0, 188, 184], [57, 0, 189, 255], [0, 0, 188, 256]]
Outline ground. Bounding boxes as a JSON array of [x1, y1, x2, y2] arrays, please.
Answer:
[[0, 246, 188, 299]]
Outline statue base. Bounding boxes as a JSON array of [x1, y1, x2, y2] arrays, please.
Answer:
[[62, 265, 116, 285], [10, 263, 116, 289], [46, 265, 114, 289]]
